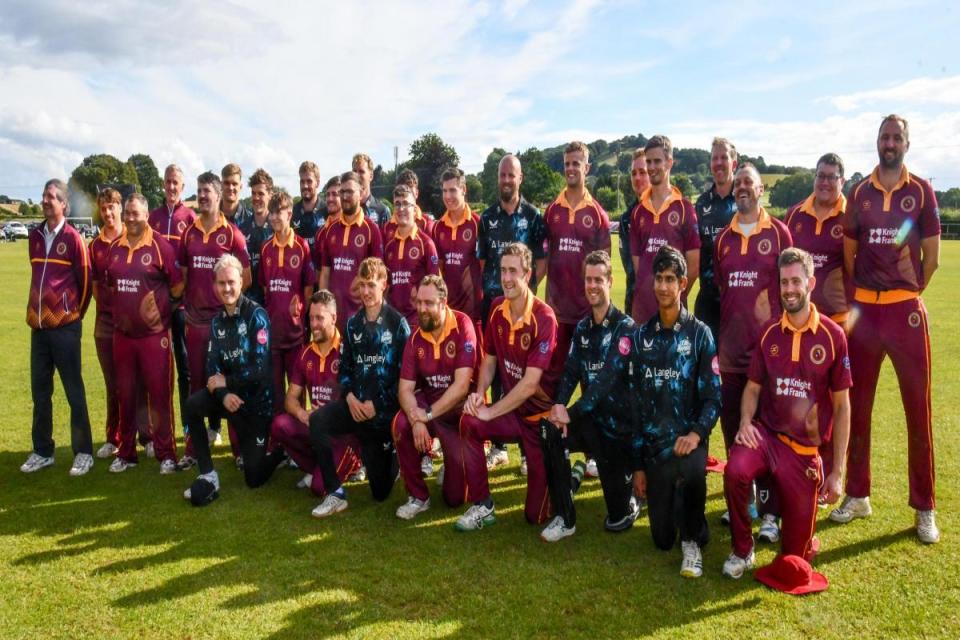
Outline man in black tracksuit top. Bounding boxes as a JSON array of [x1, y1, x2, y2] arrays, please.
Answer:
[[539, 250, 638, 542], [184, 255, 285, 506], [309, 257, 410, 518]]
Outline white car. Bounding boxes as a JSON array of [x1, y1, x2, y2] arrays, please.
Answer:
[[4, 222, 28, 239]]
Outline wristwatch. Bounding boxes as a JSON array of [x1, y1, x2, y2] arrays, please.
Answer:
[[425, 407, 433, 421]]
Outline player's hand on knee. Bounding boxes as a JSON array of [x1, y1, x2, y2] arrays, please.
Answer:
[[734, 422, 762, 449], [222, 393, 244, 413], [673, 432, 700, 456], [412, 422, 431, 453]]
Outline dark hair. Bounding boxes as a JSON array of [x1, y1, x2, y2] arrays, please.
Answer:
[[879, 113, 909, 141], [197, 171, 222, 195], [583, 250, 612, 280], [778, 247, 815, 278], [268, 191, 293, 214], [309, 289, 338, 314], [816, 152, 845, 179], [419, 274, 448, 300], [644, 135, 673, 159], [652, 245, 687, 278], [397, 168, 419, 187], [340, 171, 361, 185]]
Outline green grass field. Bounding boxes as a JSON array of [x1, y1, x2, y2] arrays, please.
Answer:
[[0, 241, 958, 639]]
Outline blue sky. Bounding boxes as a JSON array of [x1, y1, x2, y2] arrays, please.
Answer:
[[0, 0, 957, 201]]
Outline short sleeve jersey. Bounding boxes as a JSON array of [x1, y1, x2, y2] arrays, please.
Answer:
[[319, 214, 384, 328], [844, 167, 940, 292], [543, 189, 611, 325], [431, 210, 483, 322], [749, 307, 852, 447], [478, 198, 547, 303], [289, 333, 342, 410], [89, 232, 116, 339], [178, 215, 251, 326], [238, 216, 273, 306], [785, 195, 849, 318], [484, 293, 559, 420], [382, 206, 435, 240], [400, 309, 478, 406], [291, 199, 327, 250], [714, 209, 792, 373], [628, 186, 701, 322], [384, 227, 440, 328], [695, 184, 738, 305], [149, 202, 196, 255], [106, 227, 182, 338], [258, 232, 316, 350]]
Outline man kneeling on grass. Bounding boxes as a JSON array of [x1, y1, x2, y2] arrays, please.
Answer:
[[183, 255, 286, 505]]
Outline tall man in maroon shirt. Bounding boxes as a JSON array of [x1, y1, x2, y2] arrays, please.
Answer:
[[831, 114, 941, 544], [384, 185, 440, 328], [432, 167, 482, 329]]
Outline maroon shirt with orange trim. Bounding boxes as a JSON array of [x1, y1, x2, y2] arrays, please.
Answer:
[[544, 189, 611, 325], [714, 209, 793, 373], [483, 292, 559, 419], [289, 333, 342, 410], [318, 213, 384, 328], [749, 306, 852, 447], [106, 227, 182, 338], [382, 206, 435, 239], [149, 202, 196, 255], [628, 186, 701, 322], [259, 232, 316, 350], [26, 221, 93, 330], [843, 166, 940, 292], [400, 308, 477, 406], [178, 214, 250, 326], [432, 209, 483, 322], [785, 195, 850, 319], [89, 232, 117, 339], [384, 227, 440, 328]]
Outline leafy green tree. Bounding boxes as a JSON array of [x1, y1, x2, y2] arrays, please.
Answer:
[[465, 174, 483, 205], [672, 174, 698, 200], [69, 154, 139, 219], [843, 172, 865, 197], [480, 148, 508, 205], [405, 133, 460, 214], [518, 149, 564, 206], [769, 171, 814, 208], [128, 153, 164, 210], [595, 186, 624, 213]]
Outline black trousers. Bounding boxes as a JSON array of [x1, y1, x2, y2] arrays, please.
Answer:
[[31, 322, 92, 457], [540, 416, 633, 527], [184, 389, 281, 488], [309, 399, 397, 501], [645, 444, 709, 550], [171, 307, 190, 431], [693, 294, 720, 350]]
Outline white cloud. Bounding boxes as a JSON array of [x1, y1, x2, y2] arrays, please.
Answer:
[[824, 76, 960, 111]]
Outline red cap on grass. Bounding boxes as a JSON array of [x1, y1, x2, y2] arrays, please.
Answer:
[[754, 554, 828, 595]]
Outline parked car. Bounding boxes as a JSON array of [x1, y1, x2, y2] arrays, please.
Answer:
[[5, 222, 28, 239]]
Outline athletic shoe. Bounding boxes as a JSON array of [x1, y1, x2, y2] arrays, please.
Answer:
[[286, 458, 299, 471], [175, 456, 197, 472], [69, 453, 94, 477], [680, 541, 703, 578], [722, 549, 755, 579], [235, 456, 244, 471], [396, 497, 431, 520], [519, 456, 528, 477], [916, 510, 940, 544], [436, 464, 445, 487], [585, 458, 599, 478], [312, 492, 348, 518], [454, 503, 496, 531], [187, 471, 220, 506], [540, 515, 576, 542], [159, 459, 177, 475], [347, 466, 366, 483], [208, 428, 223, 446], [605, 507, 638, 532], [296, 474, 313, 489], [109, 457, 137, 473], [486, 446, 508, 470], [757, 514, 781, 543], [829, 496, 872, 523], [20, 452, 54, 473], [96, 442, 118, 459], [720, 510, 730, 525], [421, 455, 433, 477], [144, 442, 155, 459]]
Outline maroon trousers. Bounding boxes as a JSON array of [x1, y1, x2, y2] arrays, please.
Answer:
[[460, 411, 551, 524], [184, 322, 241, 459], [846, 297, 935, 510], [725, 425, 821, 561], [114, 331, 177, 463], [94, 335, 121, 446], [271, 413, 360, 495]]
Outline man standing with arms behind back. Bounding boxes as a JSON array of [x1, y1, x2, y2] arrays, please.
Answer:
[[618, 149, 650, 314]]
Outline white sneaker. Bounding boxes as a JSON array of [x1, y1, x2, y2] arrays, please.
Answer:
[[519, 456, 528, 477], [916, 510, 940, 544], [421, 455, 434, 477], [396, 496, 431, 520], [454, 502, 496, 531], [175, 456, 197, 471], [109, 457, 137, 473], [757, 514, 780, 543], [144, 442, 155, 459], [20, 452, 54, 473], [540, 515, 576, 542], [720, 510, 730, 525], [69, 453, 94, 477], [680, 540, 703, 578], [235, 456, 244, 471], [436, 464, 445, 487], [208, 428, 223, 446], [829, 496, 872, 523], [486, 447, 508, 470], [722, 549, 755, 579], [585, 458, 599, 478], [312, 492, 348, 518], [96, 442, 118, 459], [296, 474, 313, 489], [159, 459, 177, 475], [347, 466, 366, 483]]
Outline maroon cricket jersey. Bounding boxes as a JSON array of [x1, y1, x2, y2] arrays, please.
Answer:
[[543, 190, 611, 325], [483, 293, 559, 420], [384, 227, 440, 327], [400, 308, 478, 406], [844, 166, 940, 293], [178, 214, 250, 326], [106, 227, 182, 338], [149, 202, 196, 255], [714, 209, 793, 373], [628, 186, 701, 322], [432, 209, 483, 322], [311, 218, 336, 272], [785, 195, 850, 320], [26, 221, 92, 330], [289, 332, 342, 410], [318, 213, 383, 327], [89, 232, 117, 339], [259, 232, 316, 350], [382, 206, 435, 239], [750, 306, 852, 447]]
